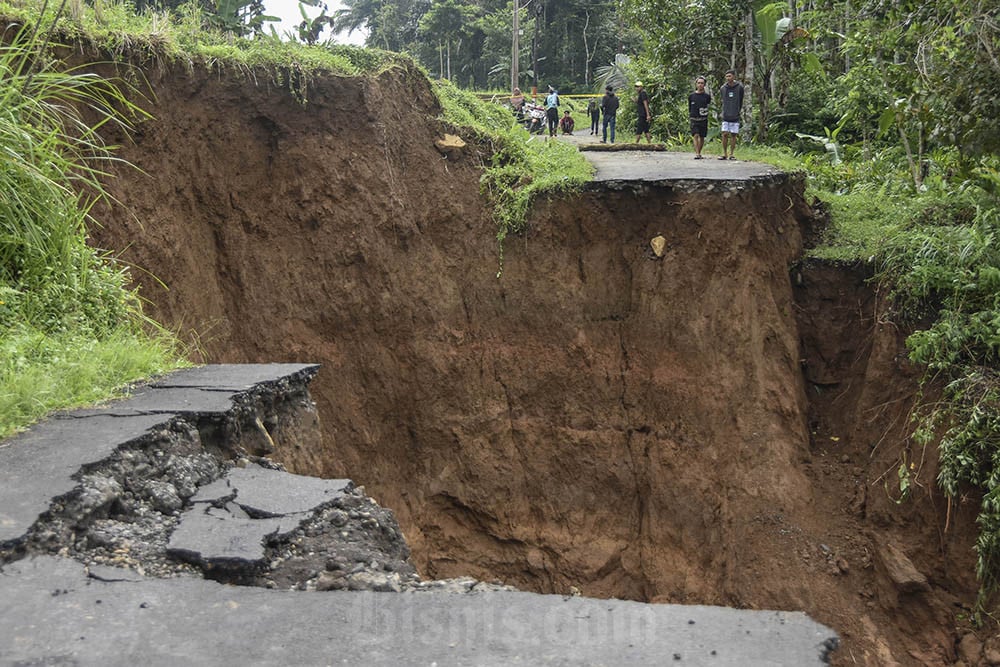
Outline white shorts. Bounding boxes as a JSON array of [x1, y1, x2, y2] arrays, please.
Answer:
[[721, 121, 740, 134]]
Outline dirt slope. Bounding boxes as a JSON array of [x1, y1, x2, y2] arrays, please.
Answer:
[[90, 61, 984, 665]]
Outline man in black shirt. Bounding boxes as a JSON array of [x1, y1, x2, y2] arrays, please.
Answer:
[[688, 76, 711, 159], [600, 85, 619, 144]]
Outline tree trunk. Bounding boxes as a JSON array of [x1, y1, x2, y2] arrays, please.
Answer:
[[843, 0, 851, 72], [512, 1, 519, 92], [744, 9, 755, 141]]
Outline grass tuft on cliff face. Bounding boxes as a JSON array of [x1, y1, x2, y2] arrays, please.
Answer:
[[434, 81, 592, 271], [0, 19, 185, 439]]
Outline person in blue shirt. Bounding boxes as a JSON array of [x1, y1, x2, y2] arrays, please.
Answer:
[[545, 85, 560, 138]]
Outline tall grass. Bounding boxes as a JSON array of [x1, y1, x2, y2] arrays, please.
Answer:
[[0, 18, 185, 438]]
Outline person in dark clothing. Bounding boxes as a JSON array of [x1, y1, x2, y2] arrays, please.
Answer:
[[600, 85, 619, 144], [587, 98, 600, 135], [634, 81, 652, 143], [688, 76, 711, 159], [719, 69, 744, 160]]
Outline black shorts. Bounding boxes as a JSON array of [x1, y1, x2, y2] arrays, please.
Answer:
[[636, 115, 651, 134], [690, 119, 708, 137]]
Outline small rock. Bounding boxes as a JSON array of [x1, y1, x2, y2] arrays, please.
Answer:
[[958, 633, 982, 664], [650, 235, 667, 257], [876, 542, 929, 593], [316, 572, 347, 591], [435, 134, 466, 159]]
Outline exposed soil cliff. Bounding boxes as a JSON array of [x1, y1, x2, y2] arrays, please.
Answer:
[[90, 61, 984, 665]]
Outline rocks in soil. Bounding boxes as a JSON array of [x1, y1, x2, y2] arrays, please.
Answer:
[[958, 633, 983, 664], [876, 542, 929, 594]]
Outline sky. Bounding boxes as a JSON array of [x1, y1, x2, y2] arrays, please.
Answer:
[[263, 0, 367, 44]]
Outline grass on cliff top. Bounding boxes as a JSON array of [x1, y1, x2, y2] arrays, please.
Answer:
[[434, 81, 593, 269], [0, 0, 409, 91]]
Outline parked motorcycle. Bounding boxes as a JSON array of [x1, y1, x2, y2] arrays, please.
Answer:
[[523, 104, 546, 135]]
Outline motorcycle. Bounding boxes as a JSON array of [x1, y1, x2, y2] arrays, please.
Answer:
[[523, 104, 546, 135]]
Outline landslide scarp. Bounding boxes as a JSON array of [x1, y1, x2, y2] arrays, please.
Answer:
[[89, 62, 981, 666]]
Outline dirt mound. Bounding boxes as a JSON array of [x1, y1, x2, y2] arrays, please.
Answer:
[[91, 62, 982, 665]]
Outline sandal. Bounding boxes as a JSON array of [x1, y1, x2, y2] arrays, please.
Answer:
[[718, 155, 727, 160], [728, 156, 736, 160]]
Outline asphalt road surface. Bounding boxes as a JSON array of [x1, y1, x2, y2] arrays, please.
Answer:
[[553, 132, 784, 183]]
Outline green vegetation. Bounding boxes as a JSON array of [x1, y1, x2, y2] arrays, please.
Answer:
[[0, 18, 185, 438], [435, 80, 592, 271]]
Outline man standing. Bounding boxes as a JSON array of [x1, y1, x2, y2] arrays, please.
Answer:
[[545, 85, 560, 138], [688, 76, 711, 159], [634, 81, 652, 144], [586, 97, 600, 135], [719, 69, 744, 160], [600, 85, 619, 144]]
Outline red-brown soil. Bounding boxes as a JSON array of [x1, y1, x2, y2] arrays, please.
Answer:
[[90, 61, 986, 665]]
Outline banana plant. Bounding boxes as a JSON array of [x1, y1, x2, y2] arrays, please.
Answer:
[[752, 1, 821, 141], [208, 0, 278, 35]]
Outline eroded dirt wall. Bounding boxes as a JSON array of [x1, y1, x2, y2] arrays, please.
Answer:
[[90, 63, 984, 665]]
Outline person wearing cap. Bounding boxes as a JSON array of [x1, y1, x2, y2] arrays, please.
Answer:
[[600, 85, 619, 143], [634, 81, 652, 144]]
